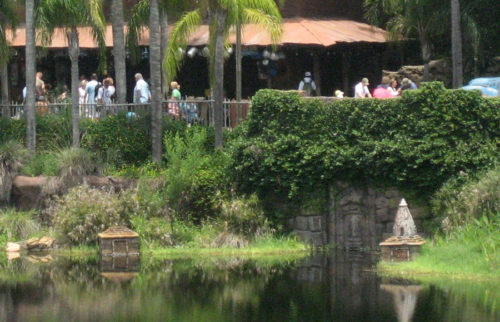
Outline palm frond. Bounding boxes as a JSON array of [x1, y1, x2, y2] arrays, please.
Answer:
[[163, 9, 202, 85], [127, 0, 150, 65], [242, 8, 282, 44]]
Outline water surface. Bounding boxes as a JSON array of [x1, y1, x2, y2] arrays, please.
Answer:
[[0, 251, 497, 321]]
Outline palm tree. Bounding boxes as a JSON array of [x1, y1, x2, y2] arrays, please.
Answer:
[[164, 0, 282, 148], [150, 0, 162, 162], [451, 0, 463, 88], [127, 0, 187, 96], [0, 0, 18, 118], [25, 0, 37, 154], [111, 0, 127, 103], [234, 0, 282, 120], [364, 0, 447, 81], [37, 0, 106, 148]]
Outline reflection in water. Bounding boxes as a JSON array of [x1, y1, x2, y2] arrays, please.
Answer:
[[381, 284, 423, 322], [0, 251, 497, 321]]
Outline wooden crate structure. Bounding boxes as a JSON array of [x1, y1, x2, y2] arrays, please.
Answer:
[[379, 236, 424, 262], [98, 226, 139, 257]]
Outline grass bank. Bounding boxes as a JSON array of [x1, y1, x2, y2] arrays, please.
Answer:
[[378, 216, 500, 280]]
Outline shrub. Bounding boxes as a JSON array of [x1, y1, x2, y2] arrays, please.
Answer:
[[47, 185, 131, 245], [81, 113, 151, 166], [43, 148, 95, 195], [0, 141, 29, 203], [0, 208, 41, 241], [433, 166, 500, 227], [231, 84, 500, 203], [163, 126, 228, 221], [219, 194, 272, 237], [21, 153, 59, 177]]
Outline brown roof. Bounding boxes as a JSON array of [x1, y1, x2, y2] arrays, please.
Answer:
[[7, 18, 387, 49], [98, 226, 139, 239]]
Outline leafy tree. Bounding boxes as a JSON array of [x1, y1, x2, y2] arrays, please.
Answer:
[[364, 0, 447, 81], [37, 0, 107, 148], [164, 0, 282, 148]]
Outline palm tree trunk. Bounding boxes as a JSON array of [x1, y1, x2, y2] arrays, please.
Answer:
[[451, 0, 463, 88], [213, 8, 227, 149], [160, 6, 168, 98], [150, 0, 162, 162], [68, 27, 80, 148], [236, 22, 242, 122], [1, 63, 9, 118], [421, 38, 431, 82], [111, 0, 127, 103], [25, 0, 36, 154]]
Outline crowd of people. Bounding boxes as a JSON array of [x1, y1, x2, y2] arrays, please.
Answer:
[[297, 71, 418, 98]]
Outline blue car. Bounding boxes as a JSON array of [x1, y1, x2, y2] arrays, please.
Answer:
[[461, 77, 500, 97]]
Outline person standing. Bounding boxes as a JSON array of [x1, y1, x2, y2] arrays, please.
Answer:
[[298, 71, 317, 96], [85, 73, 100, 118], [400, 78, 418, 91], [35, 72, 46, 101], [169, 81, 181, 119], [85, 73, 100, 104], [133, 73, 151, 104], [354, 78, 372, 98]]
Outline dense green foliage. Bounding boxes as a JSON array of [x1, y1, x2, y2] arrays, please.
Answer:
[[81, 113, 151, 166], [231, 84, 500, 201]]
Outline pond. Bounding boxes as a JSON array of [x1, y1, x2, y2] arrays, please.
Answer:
[[0, 251, 497, 321]]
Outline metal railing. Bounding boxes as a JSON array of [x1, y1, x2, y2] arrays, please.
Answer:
[[0, 99, 251, 128]]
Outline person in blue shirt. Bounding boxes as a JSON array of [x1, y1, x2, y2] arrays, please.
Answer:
[[85, 73, 100, 104]]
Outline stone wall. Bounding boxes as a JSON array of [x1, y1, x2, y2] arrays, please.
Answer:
[[289, 182, 429, 248]]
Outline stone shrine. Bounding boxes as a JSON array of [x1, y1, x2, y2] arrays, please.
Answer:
[[380, 199, 425, 261]]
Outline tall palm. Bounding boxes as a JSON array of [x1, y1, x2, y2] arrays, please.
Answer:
[[235, 0, 282, 119], [25, 0, 36, 154], [150, 0, 162, 162], [37, 0, 106, 148], [164, 0, 282, 148], [127, 0, 187, 96], [451, 0, 463, 88], [0, 0, 18, 118], [364, 0, 447, 81], [111, 0, 127, 103]]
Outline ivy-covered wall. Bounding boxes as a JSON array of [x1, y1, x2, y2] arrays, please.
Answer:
[[230, 83, 500, 223]]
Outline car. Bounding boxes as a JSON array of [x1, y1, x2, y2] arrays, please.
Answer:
[[461, 77, 500, 97]]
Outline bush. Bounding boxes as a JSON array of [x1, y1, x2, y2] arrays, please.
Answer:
[[0, 208, 41, 241], [163, 126, 228, 221], [81, 113, 150, 166], [231, 84, 500, 202], [0, 141, 29, 203], [21, 153, 59, 177], [433, 166, 500, 227], [47, 185, 132, 245], [43, 148, 96, 195], [219, 194, 272, 237]]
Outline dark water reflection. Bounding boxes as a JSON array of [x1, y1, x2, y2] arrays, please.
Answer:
[[0, 251, 497, 321]]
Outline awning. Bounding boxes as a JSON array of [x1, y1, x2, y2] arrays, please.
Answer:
[[6, 18, 387, 49]]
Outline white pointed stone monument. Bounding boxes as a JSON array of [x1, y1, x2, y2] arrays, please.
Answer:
[[393, 199, 417, 237], [379, 198, 425, 261]]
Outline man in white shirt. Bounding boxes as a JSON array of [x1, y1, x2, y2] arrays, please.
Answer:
[[133, 73, 151, 104], [354, 77, 372, 98]]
